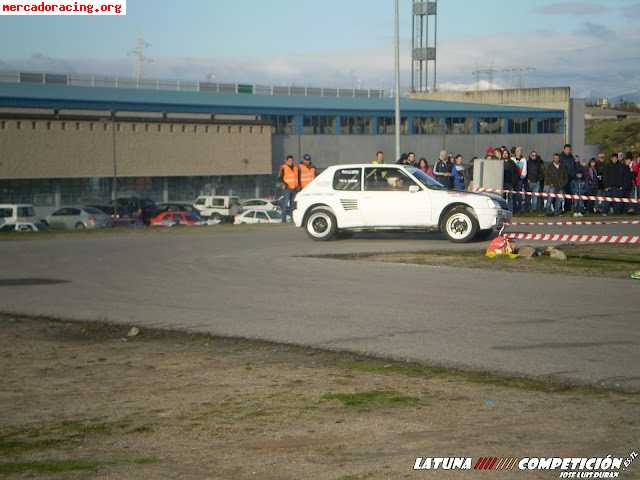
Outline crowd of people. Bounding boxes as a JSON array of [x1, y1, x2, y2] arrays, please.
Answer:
[[392, 145, 640, 217], [276, 146, 640, 222]]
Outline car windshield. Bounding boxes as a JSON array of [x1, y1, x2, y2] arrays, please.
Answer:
[[405, 167, 447, 190]]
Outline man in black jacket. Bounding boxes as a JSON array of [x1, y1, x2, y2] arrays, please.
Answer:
[[526, 151, 545, 212], [602, 154, 627, 215]]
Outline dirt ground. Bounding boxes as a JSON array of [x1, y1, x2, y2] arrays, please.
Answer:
[[1, 315, 638, 480]]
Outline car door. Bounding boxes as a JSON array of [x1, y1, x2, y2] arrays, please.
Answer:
[[361, 167, 431, 227], [49, 208, 71, 229], [332, 168, 365, 228]]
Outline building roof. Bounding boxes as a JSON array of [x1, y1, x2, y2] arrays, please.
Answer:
[[0, 83, 564, 117]]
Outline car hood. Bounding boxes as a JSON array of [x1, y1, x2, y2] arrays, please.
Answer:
[[442, 190, 508, 209]]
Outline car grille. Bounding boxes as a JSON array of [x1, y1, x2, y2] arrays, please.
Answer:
[[340, 199, 358, 211]]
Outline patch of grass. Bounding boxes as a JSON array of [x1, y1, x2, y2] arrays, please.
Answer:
[[322, 390, 421, 409], [0, 459, 104, 475], [586, 118, 640, 156], [336, 358, 615, 396], [335, 244, 640, 279], [0, 458, 158, 475], [0, 437, 58, 454]]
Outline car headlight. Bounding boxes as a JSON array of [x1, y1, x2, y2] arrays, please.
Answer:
[[485, 198, 500, 209]]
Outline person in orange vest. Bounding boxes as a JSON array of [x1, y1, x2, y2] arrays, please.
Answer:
[[279, 155, 299, 223], [299, 154, 317, 189]]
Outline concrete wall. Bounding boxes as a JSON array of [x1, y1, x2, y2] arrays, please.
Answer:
[[569, 98, 586, 159], [272, 133, 565, 170], [0, 119, 272, 179]]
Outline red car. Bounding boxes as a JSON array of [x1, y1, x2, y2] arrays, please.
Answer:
[[149, 211, 202, 227]]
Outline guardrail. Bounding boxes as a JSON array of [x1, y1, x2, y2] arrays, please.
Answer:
[[0, 70, 387, 99]]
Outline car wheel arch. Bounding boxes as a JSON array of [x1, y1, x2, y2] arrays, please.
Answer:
[[438, 203, 477, 230], [302, 203, 337, 226]]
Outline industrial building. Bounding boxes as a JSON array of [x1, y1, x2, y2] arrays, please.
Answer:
[[0, 72, 566, 214]]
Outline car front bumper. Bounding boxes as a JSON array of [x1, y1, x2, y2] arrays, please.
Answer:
[[476, 208, 512, 230]]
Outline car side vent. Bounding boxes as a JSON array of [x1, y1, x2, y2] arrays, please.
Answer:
[[340, 199, 358, 211]]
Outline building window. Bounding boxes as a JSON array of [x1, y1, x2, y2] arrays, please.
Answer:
[[478, 117, 504, 134], [508, 118, 532, 134], [413, 117, 445, 134], [342, 116, 372, 135], [264, 115, 295, 135], [444, 117, 472, 135], [377, 117, 408, 135], [303, 116, 336, 134], [537, 118, 562, 134]]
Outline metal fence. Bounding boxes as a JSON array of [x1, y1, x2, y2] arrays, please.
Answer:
[[0, 70, 387, 99]]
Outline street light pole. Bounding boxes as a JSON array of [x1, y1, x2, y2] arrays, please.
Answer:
[[394, 0, 401, 162]]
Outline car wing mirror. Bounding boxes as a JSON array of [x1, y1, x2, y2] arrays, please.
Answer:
[[409, 185, 421, 194]]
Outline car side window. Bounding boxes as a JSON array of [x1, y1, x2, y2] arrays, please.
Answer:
[[53, 209, 70, 216], [256, 212, 268, 221], [364, 168, 419, 192], [333, 169, 362, 191], [70, 209, 82, 216], [0, 208, 13, 218], [246, 211, 256, 219]]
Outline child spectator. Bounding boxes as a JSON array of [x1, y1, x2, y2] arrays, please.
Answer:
[[570, 168, 587, 217]]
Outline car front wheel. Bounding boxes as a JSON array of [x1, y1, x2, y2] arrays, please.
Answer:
[[442, 207, 478, 243], [305, 209, 337, 241]]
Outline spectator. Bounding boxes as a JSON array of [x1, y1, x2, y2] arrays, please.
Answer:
[[585, 158, 601, 214], [434, 150, 452, 187], [526, 151, 545, 212], [502, 150, 519, 211], [633, 154, 640, 203], [451, 154, 466, 191], [396, 153, 409, 165], [570, 168, 587, 217], [407, 152, 417, 166], [417, 158, 434, 177], [373, 151, 385, 165], [513, 146, 528, 212], [623, 157, 635, 213], [544, 154, 569, 216], [559, 144, 577, 213], [278, 155, 299, 223], [602, 153, 627, 215]]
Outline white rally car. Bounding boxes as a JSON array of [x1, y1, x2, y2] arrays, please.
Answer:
[[292, 164, 511, 243]]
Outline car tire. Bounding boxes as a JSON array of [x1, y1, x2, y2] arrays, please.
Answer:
[[305, 209, 337, 241], [442, 207, 479, 243], [211, 213, 222, 221], [75, 222, 86, 230]]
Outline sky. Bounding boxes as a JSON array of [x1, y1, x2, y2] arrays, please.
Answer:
[[0, 0, 639, 98]]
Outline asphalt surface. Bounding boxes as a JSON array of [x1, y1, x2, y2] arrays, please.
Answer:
[[2, 222, 640, 391]]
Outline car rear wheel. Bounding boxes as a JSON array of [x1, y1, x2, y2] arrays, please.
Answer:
[[442, 207, 478, 243], [305, 209, 337, 241], [75, 222, 86, 230]]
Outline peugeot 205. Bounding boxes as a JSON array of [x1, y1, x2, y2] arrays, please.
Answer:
[[292, 164, 511, 243]]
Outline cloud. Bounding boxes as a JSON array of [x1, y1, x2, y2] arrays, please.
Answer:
[[621, 2, 640, 19], [2, 24, 639, 99], [533, 1, 611, 15], [577, 21, 616, 39]]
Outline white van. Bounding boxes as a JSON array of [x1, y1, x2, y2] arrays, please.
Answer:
[[0, 204, 38, 227], [193, 196, 242, 220]]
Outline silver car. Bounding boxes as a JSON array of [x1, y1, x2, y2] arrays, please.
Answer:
[[46, 207, 113, 230]]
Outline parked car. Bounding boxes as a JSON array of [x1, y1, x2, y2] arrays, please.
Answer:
[[46, 207, 113, 230], [234, 209, 283, 225], [0, 204, 39, 227], [292, 164, 511, 243], [111, 197, 158, 225], [240, 198, 278, 212], [157, 203, 201, 215], [149, 211, 202, 227], [193, 196, 242, 221], [0, 222, 41, 233]]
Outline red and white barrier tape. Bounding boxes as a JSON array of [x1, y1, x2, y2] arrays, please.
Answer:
[[504, 232, 640, 244], [474, 187, 639, 204], [508, 220, 640, 226]]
